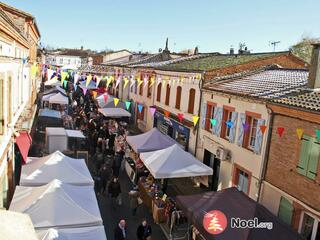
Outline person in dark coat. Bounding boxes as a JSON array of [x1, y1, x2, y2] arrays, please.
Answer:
[[128, 186, 140, 216], [114, 219, 127, 240], [137, 219, 152, 240], [108, 177, 121, 204], [99, 163, 112, 194]]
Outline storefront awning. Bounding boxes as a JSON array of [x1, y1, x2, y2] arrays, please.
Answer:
[[140, 144, 213, 179], [15, 131, 32, 164], [98, 108, 131, 118]]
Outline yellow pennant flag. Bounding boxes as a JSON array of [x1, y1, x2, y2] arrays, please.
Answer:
[[61, 72, 68, 81], [124, 77, 129, 88], [52, 76, 58, 82], [296, 128, 304, 140], [149, 77, 155, 87], [86, 75, 92, 87], [137, 79, 143, 87], [193, 116, 199, 127], [31, 63, 38, 77], [179, 76, 184, 83], [162, 79, 166, 88], [110, 76, 114, 82], [114, 98, 119, 107], [106, 77, 112, 87], [92, 91, 97, 99]]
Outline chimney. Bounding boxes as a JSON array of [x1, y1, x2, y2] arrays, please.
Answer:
[[230, 47, 234, 55], [308, 43, 320, 89], [80, 46, 84, 51]]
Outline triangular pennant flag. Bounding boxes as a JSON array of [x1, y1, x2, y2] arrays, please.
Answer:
[[243, 123, 250, 132], [74, 73, 79, 84], [31, 63, 38, 77], [162, 79, 166, 88], [296, 128, 303, 140], [137, 79, 143, 87], [92, 91, 97, 99], [82, 87, 87, 95], [130, 77, 136, 88], [149, 77, 155, 88], [115, 77, 121, 88], [138, 104, 143, 113], [110, 76, 114, 82], [226, 121, 233, 129], [179, 76, 184, 83], [316, 129, 320, 140], [168, 80, 172, 87], [143, 77, 148, 88], [164, 110, 170, 118], [260, 125, 267, 134], [103, 94, 108, 103], [63, 80, 68, 88], [178, 113, 184, 122], [193, 116, 199, 127], [124, 77, 129, 88], [61, 72, 68, 82], [149, 107, 156, 116], [277, 127, 285, 138], [86, 75, 92, 87], [125, 101, 131, 110], [210, 119, 217, 126], [52, 76, 58, 82], [96, 76, 101, 87], [106, 77, 112, 87], [74, 83, 77, 91], [114, 98, 119, 107]]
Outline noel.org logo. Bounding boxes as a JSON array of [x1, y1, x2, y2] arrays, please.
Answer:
[[203, 210, 228, 235]]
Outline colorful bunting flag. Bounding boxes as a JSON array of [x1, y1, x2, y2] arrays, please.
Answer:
[[114, 98, 119, 107], [96, 76, 101, 87], [210, 119, 217, 126], [149, 107, 156, 116], [260, 125, 267, 134], [92, 91, 97, 99], [137, 79, 143, 87], [74, 73, 79, 84], [61, 72, 68, 82], [316, 129, 320, 140], [125, 101, 131, 110], [124, 77, 129, 88], [74, 83, 77, 91], [296, 128, 304, 140], [82, 87, 87, 95], [226, 121, 233, 129], [106, 77, 112, 87], [164, 110, 170, 118], [86, 75, 92, 87], [31, 63, 38, 77], [277, 127, 285, 138], [138, 104, 143, 113], [178, 113, 184, 122], [130, 77, 136, 88], [149, 77, 155, 88], [63, 80, 68, 88], [143, 77, 148, 88], [103, 94, 108, 103], [243, 123, 250, 132], [193, 116, 199, 127], [115, 77, 121, 88], [162, 79, 166, 88]]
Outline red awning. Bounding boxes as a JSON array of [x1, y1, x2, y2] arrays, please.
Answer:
[[15, 131, 32, 164]]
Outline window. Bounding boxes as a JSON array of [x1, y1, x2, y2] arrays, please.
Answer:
[[147, 78, 152, 98], [220, 107, 234, 139], [205, 102, 215, 131], [297, 135, 320, 180], [278, 197, 293, 225], [157, 83, 162, 102], [243, 112, 261, 150], [300, 213, 320, 240], [175, 86, 182, 109], [188, 88, 195, 114], [233, 166, 250, 195], [165, 84, 170, 105]]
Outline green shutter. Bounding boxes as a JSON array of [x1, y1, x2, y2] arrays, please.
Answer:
[[297, 136, 311, 176], [306, 140, 320, 180], [278, 197, 293, 225]]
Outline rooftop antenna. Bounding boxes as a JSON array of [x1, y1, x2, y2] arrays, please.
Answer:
[[270, 41, 280, 52]]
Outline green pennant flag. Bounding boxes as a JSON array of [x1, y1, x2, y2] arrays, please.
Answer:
[[125, 101, 131, 110], [63, 80, 68, 88]]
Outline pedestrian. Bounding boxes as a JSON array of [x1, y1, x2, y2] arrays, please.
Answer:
[[137, 219, 152, 240], [128, 186, 140, 216], [94, 174, 102, 196], [114, 219, 127, 240], [108, 177, 122, 205], [99, 163, 112, 194]]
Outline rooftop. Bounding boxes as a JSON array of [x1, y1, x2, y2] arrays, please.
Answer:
[[272, 90, 320, 112], [204, 66, 309, 100]]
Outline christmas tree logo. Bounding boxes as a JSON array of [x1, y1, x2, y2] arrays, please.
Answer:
[[203, 210, 227, 235]]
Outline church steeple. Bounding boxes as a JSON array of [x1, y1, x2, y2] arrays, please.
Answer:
[[163, 38, 170, 53]]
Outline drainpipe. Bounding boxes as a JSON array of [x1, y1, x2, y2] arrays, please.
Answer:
[[194, 71, 205, 157], [257, 105, 274, 203]]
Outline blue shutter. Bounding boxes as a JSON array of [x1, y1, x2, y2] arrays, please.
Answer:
[[254, 119, 266, 154], [229, 112, 238, 143], [201, 102, 207, 129], [214, 107, 223, 137], [237, 113, 246, 147]]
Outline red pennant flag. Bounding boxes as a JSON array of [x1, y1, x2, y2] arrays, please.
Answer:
[[260, 125, 267, 134], [164, 110, 170, 118], [178, 113, 184, 122], [277, 127, 285, 138], [103, 94, 108, 103]]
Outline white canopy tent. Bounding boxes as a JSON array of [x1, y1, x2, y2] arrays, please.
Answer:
[[37, 226, 107, 240], [20, 151, 94, 186], [9, 180, 102, 229], [98, 108, 131, 118], [39, 108, 62, 119], [140, 144, 213, 179], [48, 93, 69, 105]]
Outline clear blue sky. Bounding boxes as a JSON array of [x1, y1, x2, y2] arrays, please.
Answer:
[[3, 0, 320, 53]]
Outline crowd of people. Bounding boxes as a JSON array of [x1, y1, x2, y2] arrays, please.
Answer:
[[41, 72, 154, 240]]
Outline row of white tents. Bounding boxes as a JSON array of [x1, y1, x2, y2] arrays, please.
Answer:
[[9, 151, 107, 240]]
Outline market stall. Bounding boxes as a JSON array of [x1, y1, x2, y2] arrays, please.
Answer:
[[176, 187, 302, 240], [36, 226, 107, 240], [20, 151, 94, 186], [42, 92, 69, 110], [10, 180, 103, 229], [98, 108, 131, 118], [79, 80, 98, 90]]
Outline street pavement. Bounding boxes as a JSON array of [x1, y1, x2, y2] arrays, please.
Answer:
[[96, 169, 166, 240]]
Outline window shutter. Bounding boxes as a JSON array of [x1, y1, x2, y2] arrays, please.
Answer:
[[254, 119, 266, 154], [214, 107, 223, 137], [201, 102, 207, 129], [237, 113, 246, 147], [306, 140, 320, 180], [229, 112, 238, 143], [297, 136, 311, 176], [278, 197, 293, 225]]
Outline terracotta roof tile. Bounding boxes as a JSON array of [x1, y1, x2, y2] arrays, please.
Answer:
[[273, 91, 320, 111]]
